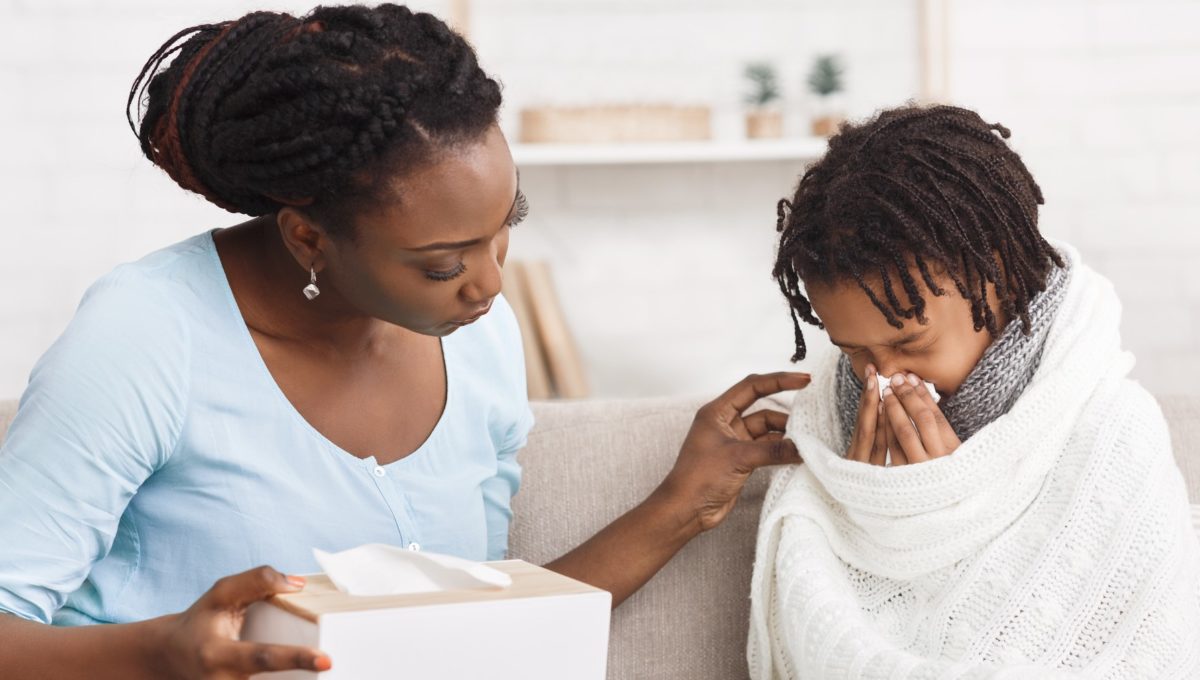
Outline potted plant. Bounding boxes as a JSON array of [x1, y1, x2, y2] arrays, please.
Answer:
[[744, 62, 783, 139], [807, 54, 845, 136]]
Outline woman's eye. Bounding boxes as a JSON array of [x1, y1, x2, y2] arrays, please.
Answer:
[[424, 262, 466, 282], [507, 191, 530, 227]]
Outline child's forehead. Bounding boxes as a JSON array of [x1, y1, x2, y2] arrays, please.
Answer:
[[805, 265, 964, 344], [806, 254, 950, 300]]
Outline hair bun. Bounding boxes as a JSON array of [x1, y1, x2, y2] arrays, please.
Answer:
[[128, 4, 501, 221]]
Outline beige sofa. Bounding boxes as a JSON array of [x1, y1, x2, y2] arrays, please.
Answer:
[[2, 395, 1198, 679]]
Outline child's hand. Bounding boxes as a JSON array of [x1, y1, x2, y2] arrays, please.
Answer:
[[846, 365, 961, 466], [879, 370, 961, 465], [846, 364, 888, 465]]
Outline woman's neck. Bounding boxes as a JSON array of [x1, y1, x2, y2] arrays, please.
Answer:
[[215, 216, 397, 356]]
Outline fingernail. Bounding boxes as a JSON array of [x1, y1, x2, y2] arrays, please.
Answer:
[[285, 575, 306, 589], [314, 655, 333, 671], [866, 364, 875, 376], [907, 373, 920, 386], [882, 386, 893, 399], [890, 374, 905, 387], [866, 373, 876, 389]]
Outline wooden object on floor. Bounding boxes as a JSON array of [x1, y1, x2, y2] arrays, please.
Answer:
[[502, 262, 553, 400], [501, 260, 589, 399], [520, 261, 589, 399]]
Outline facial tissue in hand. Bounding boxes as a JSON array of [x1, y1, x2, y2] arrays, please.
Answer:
[[877, 374, 941, 403]]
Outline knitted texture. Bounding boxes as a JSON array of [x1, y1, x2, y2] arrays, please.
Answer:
[[835, 261, 1070, 445], [747, 240, 1200, 679]]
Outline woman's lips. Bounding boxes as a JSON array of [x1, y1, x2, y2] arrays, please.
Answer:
[[451, 303, 492, 326]]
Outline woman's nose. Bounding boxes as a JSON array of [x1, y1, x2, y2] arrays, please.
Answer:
[[462, 253, 503, 304]]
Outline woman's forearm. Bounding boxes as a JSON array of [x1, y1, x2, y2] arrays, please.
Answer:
[[544, 486, 701, 608], [0, 612, 170, 679]]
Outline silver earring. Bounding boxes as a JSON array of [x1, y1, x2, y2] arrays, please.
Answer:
[[303, 267, 321, 300]]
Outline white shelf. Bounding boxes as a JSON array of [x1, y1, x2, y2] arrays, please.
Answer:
[[510, 138, 827, 167]]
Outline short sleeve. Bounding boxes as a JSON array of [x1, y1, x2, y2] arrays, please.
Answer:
[[0, 268, 190, 623], [481, 294, 535, 561]]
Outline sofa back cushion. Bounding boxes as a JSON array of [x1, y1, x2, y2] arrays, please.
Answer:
[[510, 397, 765, 680]]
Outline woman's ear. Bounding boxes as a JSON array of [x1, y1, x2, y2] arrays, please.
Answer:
[[275, 207, 328, 272]]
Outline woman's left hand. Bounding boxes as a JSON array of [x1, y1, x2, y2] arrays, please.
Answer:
[[878, 370, 961, 465], [545, 371, 810, 608], [659, 371, 811, 532]]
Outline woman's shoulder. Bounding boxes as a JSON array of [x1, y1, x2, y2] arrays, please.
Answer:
[[27, 233, 223, 406], [10, 235, 216, 470], [82, 232, 220, 316]]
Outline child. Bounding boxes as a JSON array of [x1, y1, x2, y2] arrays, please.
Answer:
[[749, 104, 1200, 678]]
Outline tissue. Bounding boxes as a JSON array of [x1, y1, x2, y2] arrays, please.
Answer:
[[313, 543, 513, 596], [876, 374, 941, 403]]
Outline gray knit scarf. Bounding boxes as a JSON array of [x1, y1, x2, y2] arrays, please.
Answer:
[[834, 254, 1071, 448]]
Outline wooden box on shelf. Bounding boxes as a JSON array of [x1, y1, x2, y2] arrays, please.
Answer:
[[519, 105, 711, 144]]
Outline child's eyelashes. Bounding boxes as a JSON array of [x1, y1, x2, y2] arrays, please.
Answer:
[[901, 340, 937, 355], [424, 262, 466, 282]]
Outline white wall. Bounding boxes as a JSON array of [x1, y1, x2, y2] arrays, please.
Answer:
[[0, 0, 1196, 400], [946, 0, 1200, 396], [479, 0, 919, 396]]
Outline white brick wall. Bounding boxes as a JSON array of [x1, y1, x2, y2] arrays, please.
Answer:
[[0, 0, 1196, 399]]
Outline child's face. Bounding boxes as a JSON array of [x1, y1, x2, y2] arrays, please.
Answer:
[[805, 260, 1010, 398]]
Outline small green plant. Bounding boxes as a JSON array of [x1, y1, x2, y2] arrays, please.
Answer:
[[807, 55, 844, 97], [744, 62, 781, 107]]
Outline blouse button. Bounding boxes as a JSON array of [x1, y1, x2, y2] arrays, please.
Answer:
[[407, 542, 421, 552], [373, 465, 386, 477]]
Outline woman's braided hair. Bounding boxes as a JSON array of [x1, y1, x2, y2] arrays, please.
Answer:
[[773, 103, 1065, 361], [127, 4, 501, 233]]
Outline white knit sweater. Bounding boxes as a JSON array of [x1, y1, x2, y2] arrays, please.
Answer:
[[747, 242, 1200, 679]]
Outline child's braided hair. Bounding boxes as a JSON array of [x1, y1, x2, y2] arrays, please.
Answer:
[[773, 104, 1065, 361]]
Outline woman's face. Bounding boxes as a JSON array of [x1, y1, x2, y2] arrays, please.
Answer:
[[805, 261, 1010, 398], [318, 125, 524, 336]]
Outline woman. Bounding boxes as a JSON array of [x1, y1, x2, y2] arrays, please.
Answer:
[[0, 6, 806, 677], [748, 104, 1200, 677]]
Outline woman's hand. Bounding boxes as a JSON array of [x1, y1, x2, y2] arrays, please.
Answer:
[[847, 364, 960, 466], [658, 371, 811, 532], [153, 566, 331, 679], [545, 371, 809, 607]]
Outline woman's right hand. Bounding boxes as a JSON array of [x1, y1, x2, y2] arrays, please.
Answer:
[[152, 566, 331, 679]]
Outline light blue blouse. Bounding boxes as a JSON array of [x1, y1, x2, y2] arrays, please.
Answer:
[[0, 231, 534, 626]]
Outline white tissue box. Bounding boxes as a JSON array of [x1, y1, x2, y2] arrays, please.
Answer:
[[241, 560, 611, 679]]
